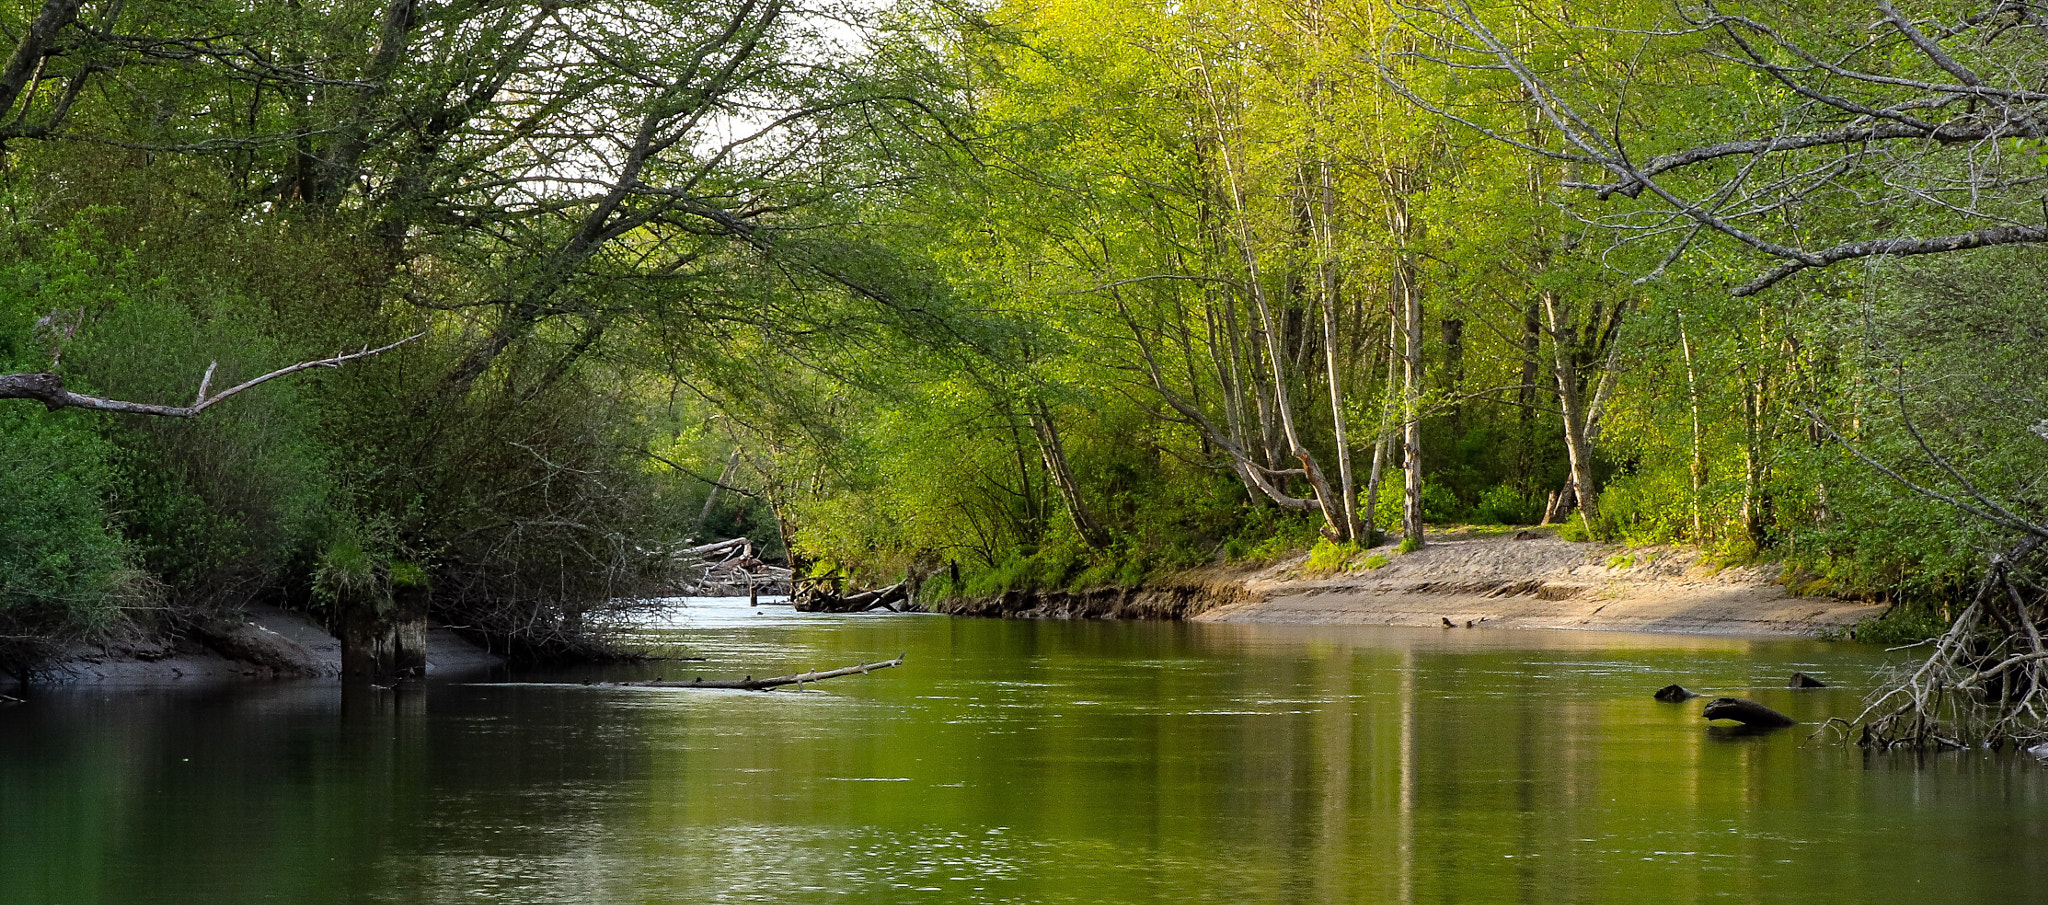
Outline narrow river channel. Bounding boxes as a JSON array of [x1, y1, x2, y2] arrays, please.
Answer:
[[4, 600, 2045, 904]]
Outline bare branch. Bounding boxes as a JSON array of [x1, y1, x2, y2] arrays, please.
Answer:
[[1736, 224, 2048, 295], [0, 333, 425, 417]]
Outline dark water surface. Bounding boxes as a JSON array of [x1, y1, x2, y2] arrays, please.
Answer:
[[4, 600, 2046, 904]]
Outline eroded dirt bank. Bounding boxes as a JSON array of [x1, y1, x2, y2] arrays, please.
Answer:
[[935, 570, 1253, 620], [33, 606, 504, 684]]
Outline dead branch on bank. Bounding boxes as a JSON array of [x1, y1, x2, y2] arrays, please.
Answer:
[[623, 654, 906, 690], [795, 581, 909, 613], [0, 334, 423, 417]]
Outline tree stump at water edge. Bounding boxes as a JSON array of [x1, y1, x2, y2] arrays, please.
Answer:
[[339, 563, 430, 683]]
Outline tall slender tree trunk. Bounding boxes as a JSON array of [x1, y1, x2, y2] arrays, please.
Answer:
[[1740, 305, 1774, 549], [1676, 309, 1705, 541], [1541, 288, 1601, 534], [1388, 183, 1425, 547], [1313, 108, 1358, 541], [1742, 372, 1767, 549]]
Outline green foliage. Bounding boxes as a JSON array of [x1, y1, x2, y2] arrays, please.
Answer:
[[1303, 539, 1391, 576], [0, 407, 133, 662], [1471, 484, 1542, 526], [313, 539, 381, 604], [1557, 518, 1594, 543], [389, 561, 430, 592], [1851, 604, 1953, 648], [1302, 539, 1356, 575], [0, 0, 2034, 669]]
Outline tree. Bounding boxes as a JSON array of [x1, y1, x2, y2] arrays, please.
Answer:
[[1401, 0, 2048, 295], [1401, 0, 2048, 746]]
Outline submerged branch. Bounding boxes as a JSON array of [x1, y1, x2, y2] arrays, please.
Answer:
[[626, 654, 906, 690]]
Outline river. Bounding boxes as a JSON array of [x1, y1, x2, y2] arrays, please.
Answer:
[[3, 598, 2045, 903]]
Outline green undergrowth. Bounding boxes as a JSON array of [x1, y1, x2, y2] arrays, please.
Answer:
[[1301, 539, 1391, 576], [1847, 603, 1952, 647]]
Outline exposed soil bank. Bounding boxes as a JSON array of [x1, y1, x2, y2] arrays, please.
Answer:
[[932, 569, 1253, 620], [936, 530, 1886, 637], [1204, 529, 1886, 636], [29, 606, 504, 685]]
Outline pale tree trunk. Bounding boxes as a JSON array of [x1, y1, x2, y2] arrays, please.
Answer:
[[1514, 299, 1544, 507], [1677, 309, 1705, 541], [1400, 262, 1425, 545], [1388, 183, 1426, 547], [1029, 398, 1111, 548], [1312, 92, 1358, 542], [1541, 288, 1602, 535], [1115, 293, 1321, 515], [698, 447, 742, 530], [1195, 56, 1346, 539], [1742, 378, 1764, 545]]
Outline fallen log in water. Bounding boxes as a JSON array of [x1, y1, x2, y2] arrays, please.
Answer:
[[627, 655, 906, 690], [1654, 684, 1700, 702], [1789, 672, 1827, 688], [1702, 696, 1796, 728]]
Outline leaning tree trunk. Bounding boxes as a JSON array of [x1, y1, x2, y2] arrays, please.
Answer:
[[1195, 57, 1347, 540], [1030, 398, 1111, 548]]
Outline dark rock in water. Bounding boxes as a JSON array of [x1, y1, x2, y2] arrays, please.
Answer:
[[1702, 697, 1796, 728], [1654, 684, 1699, 703], [1789, 672, 1827, 688], [1512, 530, 1542, 540]]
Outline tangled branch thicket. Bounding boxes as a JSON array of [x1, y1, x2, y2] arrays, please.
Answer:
[[1857, 538, 2048, 749]]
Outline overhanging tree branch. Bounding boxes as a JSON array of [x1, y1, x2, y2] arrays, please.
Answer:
[[0, 333, 423, 417]]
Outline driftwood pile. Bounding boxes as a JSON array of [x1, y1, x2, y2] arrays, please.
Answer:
[[794, 581, 911, 613], [673, 538, 792, 596]]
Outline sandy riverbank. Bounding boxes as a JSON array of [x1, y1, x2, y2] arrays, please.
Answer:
[[1197, 528, 1885, 636]]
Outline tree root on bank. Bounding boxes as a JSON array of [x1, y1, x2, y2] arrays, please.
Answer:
[[1856, 537, 2048, 750], [622, 655, 906, 691]]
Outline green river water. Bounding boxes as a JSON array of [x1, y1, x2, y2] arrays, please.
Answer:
[[3, 599, 2045, 904]]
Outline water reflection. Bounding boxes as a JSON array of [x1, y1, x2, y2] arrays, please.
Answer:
[[2, 601, 2045, 904]]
